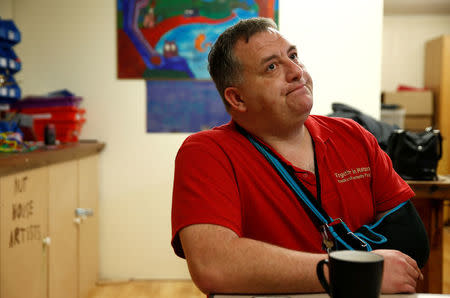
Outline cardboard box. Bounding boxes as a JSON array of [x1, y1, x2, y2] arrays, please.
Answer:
[[404, 115, 433, 131], [383, 91, 433, 116]]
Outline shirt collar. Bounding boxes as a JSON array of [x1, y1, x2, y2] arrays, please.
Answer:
[[305, 115, 332, 146]]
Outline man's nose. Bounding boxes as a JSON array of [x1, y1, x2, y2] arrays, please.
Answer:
[[286, 60, 303, 82]]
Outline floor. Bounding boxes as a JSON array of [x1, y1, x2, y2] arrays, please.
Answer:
[[89, 227, 450, 298], [89, 280, 204, 298]]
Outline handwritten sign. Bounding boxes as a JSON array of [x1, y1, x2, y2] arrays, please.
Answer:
[[14, 176, 28, 193], [9, 225, 41, 248], [8, 175, 42, 248]]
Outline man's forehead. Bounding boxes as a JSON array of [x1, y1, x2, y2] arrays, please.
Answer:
[[259, 27, 292, 42], [239, 28, 286, 44], [235, 29, 295, 54]]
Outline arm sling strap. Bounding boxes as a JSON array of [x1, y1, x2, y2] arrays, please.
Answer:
[[239, 127, 429, 268]]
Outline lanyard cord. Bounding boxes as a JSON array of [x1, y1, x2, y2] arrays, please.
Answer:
[[237, 125, 370, 252], [237, 125, 332, 227], [312, 139, 322, 205]]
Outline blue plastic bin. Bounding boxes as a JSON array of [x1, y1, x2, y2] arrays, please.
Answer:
[[0, 19, 21, 46], [0, 69, 21, 104], [0, 47, 21, 73]]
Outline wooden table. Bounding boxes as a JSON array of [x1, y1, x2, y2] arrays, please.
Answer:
[[408, 176, 450, 293]]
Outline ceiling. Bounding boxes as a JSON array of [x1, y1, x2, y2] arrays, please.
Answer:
[[384, 0, 450, 15]]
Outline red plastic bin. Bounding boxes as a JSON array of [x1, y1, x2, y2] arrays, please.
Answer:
[[11, 106, 85, 121], [33, 118, 86, 143]]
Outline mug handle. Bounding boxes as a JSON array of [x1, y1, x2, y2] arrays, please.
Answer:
[[316, 259, 330, 294]]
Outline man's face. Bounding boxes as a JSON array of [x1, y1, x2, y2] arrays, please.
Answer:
[[231, 29, 313, 129]]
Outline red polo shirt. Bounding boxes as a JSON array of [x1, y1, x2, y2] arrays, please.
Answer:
[[171, 115, 414, 258]]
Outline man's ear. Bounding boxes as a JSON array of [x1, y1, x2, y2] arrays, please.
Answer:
[[224, 87, 247, 112]]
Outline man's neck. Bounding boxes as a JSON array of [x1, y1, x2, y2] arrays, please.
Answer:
[[237, 120, 315, 173], [262, 124, 307, 149]]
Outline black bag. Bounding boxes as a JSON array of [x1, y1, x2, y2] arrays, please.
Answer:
[[387, 127, 442, 181]]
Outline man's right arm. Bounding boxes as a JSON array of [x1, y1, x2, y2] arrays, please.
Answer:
[[180, 223, 327, 295], [179, 223, 421, 295]]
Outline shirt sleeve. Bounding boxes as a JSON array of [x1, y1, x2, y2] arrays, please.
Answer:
[[171, 134, 242, 258], [360, 125, 415, 213]]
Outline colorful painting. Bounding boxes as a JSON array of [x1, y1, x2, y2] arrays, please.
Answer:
[[146, 80, 230, 132], [118, 0, 279, 132], [117, 0, 279, 79]]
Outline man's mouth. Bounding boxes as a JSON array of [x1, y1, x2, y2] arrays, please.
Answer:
[[286, 83, 306, 95]]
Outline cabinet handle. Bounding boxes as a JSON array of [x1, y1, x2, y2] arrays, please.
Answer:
[[42, 236, 51, 246], [74, 217, 83, 225], [75, 208, 94, 217]]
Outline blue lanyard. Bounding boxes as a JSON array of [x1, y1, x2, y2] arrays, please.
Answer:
[[239, 126, 370, 252], [236, 124, 333, 228]]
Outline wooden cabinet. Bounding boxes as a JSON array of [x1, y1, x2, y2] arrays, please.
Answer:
[[0, 167, 49, 298], [425, 35, 450, 175], [0, 143, 103, 298], [78, 155, 99, 298], [425, 35, 450, 224], [48, 160, 79, 298]]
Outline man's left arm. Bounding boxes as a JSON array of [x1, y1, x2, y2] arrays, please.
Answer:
[[372, 200, 430, 268], [356, 124, 429, 268]]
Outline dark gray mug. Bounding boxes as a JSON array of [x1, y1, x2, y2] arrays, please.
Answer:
[[316, 250, 384, 298]]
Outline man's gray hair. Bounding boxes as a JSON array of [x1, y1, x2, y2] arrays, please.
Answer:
[[208, 17, 278, 109]]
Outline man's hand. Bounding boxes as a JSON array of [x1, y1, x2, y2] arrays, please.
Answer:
[[373, 249, 423, 293]]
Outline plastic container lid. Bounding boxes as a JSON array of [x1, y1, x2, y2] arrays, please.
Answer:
[[11, 96, 82, 109]]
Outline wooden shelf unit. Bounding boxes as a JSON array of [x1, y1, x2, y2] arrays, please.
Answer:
[[0, 142, 104, 298]]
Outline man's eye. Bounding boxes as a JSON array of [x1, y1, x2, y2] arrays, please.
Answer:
[[290, 53, 298, 60], [267, 63, 276, 71]]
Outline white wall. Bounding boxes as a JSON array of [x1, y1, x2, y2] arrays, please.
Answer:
[[382, 15, 450, 92], [281, 1, 383, 117], [9, 0, 382, 280], [0, 1, 13, 18]]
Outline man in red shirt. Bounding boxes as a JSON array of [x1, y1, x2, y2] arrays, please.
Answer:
[[172, 17, 425, 295]]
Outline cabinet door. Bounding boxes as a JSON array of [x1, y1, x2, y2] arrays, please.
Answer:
[[0, 167, 49, 298], [48, 161, 78, 298], [78, 155, 99, 298], [425, 35, 450, 175]]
